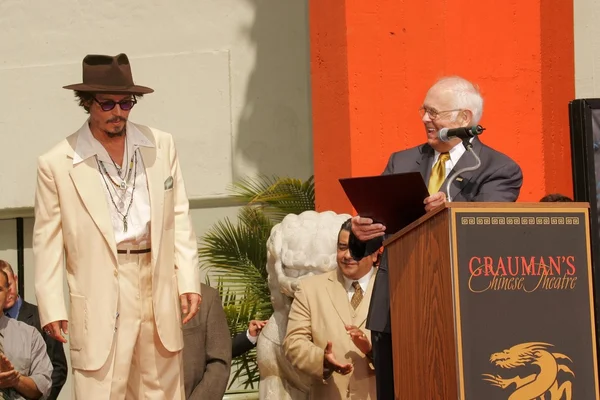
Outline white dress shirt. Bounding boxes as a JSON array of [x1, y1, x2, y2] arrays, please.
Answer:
[[246, 330, 258, 345], [0, 316, 52, 399], [342, 267, 376, 301], [431, 137, 476, 179], [73, 121, 154, 246]]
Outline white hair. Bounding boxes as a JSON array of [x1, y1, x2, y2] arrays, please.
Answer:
[[428, 76, 484, 125]]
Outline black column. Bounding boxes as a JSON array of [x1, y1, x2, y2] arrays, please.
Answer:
[[16, 218, 24, 297]]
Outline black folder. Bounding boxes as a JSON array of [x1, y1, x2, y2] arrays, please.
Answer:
[[339, 172, 430, 235]]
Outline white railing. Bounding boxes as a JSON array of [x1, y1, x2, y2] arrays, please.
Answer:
[[223, 390, 259, 400]]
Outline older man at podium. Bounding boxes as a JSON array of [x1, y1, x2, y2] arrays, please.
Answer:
[[350, 76, 523, 399]]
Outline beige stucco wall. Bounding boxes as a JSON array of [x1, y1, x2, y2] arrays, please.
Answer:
[[0, 0, 311, 398], [575, 0, 600, 97], [0, 0, 312, 210]]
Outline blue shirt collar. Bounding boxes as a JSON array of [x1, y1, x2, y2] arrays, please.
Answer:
[[5, 296, 22, 319]]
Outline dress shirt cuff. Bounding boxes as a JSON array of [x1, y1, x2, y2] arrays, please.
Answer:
[[246, 330, 258, 345], [29, 373, 52, 400]]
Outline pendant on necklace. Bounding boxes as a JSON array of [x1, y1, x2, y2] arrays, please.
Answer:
[[123, 216, 128, 232], [119, 181, 127, 190]]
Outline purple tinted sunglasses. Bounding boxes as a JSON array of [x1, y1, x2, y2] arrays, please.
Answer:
[[93, 97, 137, 111]]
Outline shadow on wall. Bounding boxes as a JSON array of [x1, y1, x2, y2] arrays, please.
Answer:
[[0, 219, 17, 254], [234, 0, 313, 180]]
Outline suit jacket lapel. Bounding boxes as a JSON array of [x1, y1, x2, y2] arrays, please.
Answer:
[[70, 156, 118, 262], [416, 144, 435, 183], [16, 300, 34, 324], [138, 144, 163, 264], [326, 269, 352, 327], [441, 138, 483, 199], [353, 270, 376, 328]]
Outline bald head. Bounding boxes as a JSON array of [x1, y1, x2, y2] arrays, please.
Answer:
[[0, 270, 8, 289], [0, 260, 17, 309], [426, 76, 484, 125], [0, 260, 15, 276]]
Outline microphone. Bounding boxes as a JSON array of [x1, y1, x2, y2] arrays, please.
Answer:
[[438, 125, 485, 142], [444, 126, 484, 201]]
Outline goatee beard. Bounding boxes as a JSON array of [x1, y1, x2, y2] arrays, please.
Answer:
[[105, 129, 125, 138], [104, 117, 127, 138]]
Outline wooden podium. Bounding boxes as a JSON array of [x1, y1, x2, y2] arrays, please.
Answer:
[[383, 202, 600, 399]]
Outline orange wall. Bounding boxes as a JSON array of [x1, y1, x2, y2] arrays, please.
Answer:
[[310, 0, 575, 213]]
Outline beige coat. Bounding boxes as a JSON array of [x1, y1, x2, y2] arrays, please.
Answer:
[[284, 269, 377, 400], [33, 122, 200, 371]]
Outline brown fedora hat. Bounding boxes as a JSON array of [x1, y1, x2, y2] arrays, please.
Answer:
[[63, 53, 154, 94]]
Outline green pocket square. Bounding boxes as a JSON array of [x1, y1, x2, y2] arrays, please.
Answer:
[[164, 176, 174, 190]]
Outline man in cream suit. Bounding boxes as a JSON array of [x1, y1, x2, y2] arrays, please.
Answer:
[[33, 53, 201, 399], [284, 219, 378, 399]]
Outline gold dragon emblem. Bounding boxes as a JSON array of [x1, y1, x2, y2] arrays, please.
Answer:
[[482, 342, 574, 400]]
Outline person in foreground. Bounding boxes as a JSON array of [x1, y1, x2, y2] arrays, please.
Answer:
[[284, 219, 378, 399], [0, 260, 67, 400], [0, 269, 52, 399], [33, 53, 201, 399], [350, 76, 523, 399], [182, 283, 231, 400]]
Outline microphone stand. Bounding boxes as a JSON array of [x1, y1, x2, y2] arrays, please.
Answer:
[[446, 139, 481, 202]]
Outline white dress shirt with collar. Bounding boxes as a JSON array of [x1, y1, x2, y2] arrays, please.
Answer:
[[246, 330, 258, 345], [342, 266, 376, 301], [432, 137, 474, 179], [72, 120, 154, 246], [0, 315, 52, 400]]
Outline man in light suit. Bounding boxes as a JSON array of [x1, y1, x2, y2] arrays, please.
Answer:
[[284, 219, 378, 399], [350, 76, 523, 399], [33, 53, 201, 399]]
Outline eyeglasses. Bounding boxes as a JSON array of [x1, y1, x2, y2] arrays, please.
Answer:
[[93, 97, 137, 112], [418, 106, 463, 121]]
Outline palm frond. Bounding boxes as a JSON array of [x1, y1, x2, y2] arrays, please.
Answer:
[[213, 278, 263, 389], [199, 215, 272, 319], [230, 175, 315, 222], [199, 175, 316, 390], [230, 350, 260, 389]]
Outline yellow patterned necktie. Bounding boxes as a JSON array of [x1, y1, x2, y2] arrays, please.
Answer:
[[350, 281, 363, 310], [428, 152, 451, 194]]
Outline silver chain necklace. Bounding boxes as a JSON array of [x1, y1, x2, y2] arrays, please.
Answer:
[[96, 149, 138, 232]]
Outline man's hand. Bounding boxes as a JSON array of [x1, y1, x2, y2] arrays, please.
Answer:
[[0, 355, 19, 388], [0, 355, 13, 373], [42, 320, 68, 344], [248, 320, 268, 337], [180, 292, 202, 324], [324, 341, 353, 375], [423, 191, 447, 212], [345, 325, 372, 355], [351, 216, 386, 241]]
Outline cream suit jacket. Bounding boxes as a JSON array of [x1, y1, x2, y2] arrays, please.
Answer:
[[33, 122, 201, 371], [284, 269, 377, 400]]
